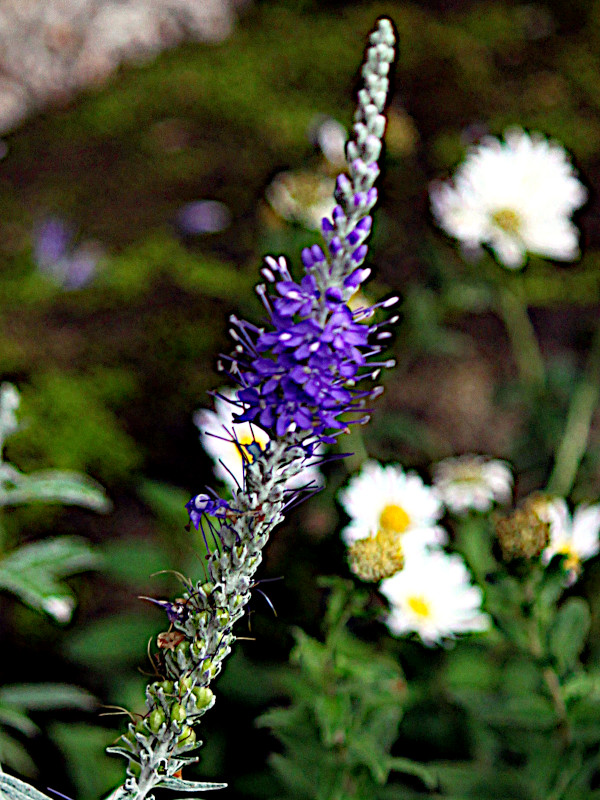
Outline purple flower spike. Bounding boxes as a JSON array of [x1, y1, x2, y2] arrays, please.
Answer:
[[217, 18, 397, 444]]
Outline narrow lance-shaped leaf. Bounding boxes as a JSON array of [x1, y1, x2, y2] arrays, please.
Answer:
[[0, 772, 57, 800], [0, 469, 110, 513], [0, 684, 96, 712], [155, 777, 227, 792], [0, 537, 100, 622]]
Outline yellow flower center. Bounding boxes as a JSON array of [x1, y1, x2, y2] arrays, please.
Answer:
[[379, 504, 411, 534], [235, 436, 264, 465], [491, 208, 522, 236], [407, 595, 431, 619], [556, 543, 580, 573]]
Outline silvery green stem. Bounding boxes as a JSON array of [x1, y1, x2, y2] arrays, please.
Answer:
[[111, 439, 307, 800]]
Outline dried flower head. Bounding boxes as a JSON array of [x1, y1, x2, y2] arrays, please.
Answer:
[[347, 527, 404, 582], [495, 499, 550, 561]]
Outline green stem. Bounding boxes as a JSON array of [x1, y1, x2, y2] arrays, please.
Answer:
[[547, 324, 600, 496], [340, 425, 369, 474], [497, 284, 546, 388], [525, 577, 571, 748]]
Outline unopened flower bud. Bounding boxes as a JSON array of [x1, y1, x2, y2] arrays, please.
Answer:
[[192, 687, 215, 709]]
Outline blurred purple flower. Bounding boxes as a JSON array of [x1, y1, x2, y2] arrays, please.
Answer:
[[176, 200, 231, 235], [33, 216, 102, 289], [34, 217, 72, 267]]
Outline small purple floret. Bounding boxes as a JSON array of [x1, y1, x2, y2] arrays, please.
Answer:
[[352, 244, 368, 263], [329, 237, 342, 256]]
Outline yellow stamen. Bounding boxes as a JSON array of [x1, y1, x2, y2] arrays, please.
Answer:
[[379, 504, 411, 534], [407, 595, 431, 619], [491, 208, 522, 235]]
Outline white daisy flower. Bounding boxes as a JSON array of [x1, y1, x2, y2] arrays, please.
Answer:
[[433, 455, 513, 514], [536, 497, 600, 579], [338, 460, 446, 555], [430, 127, 587, 269], [194, 388, 323, 491], [380, 549, 489, 646]]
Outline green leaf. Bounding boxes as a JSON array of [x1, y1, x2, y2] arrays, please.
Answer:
[[155, 777, 227, 792], [0, 706, 39, 737], [454, 516, 496, 581], [314, 694, 351, 747], [0, 772, 56, 800], [0, 684, 96, 711], [387, 757, 437, 789], [549, 598, 591, 674], [0, 730, 37, 777], [564, 672, 600, 701], [0, 537, 100, 621], [347, 736, 390, 784], [0, 469, 110, 512]]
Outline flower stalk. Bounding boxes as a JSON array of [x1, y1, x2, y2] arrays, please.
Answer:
[[108, 18, 397, 800], [547, 321, 600, 496]]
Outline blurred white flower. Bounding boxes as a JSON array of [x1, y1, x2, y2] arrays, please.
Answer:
[[537, 497, 600, 580], [338, 460, 446, 556], [194, 388, 323, 491], [380, 549, 489, 646], [309, 115, 348, 167], [430, 128, 587, 269], [265, 169, 336, 231], [433, 455, 513, 514]]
